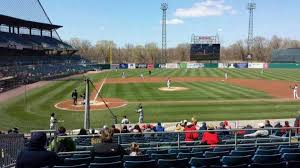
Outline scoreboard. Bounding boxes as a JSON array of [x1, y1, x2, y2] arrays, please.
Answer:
[[190, 44, 220, 61]]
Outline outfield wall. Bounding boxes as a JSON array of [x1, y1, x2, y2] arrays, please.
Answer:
[[91, 63, 300, 70]]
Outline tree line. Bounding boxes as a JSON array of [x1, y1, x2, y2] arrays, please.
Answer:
[[68, 36, 300, 64]]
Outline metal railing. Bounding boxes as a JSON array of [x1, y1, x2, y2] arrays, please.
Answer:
[[0, 134, 24, 168]]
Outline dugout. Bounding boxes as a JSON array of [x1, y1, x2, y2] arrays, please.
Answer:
[[271, 48, 300, 63]]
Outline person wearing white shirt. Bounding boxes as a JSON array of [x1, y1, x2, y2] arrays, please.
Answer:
[[121, 116, 129, 124], [167, 79, 171, 89], [137, 104, 144, 123], [292, 84, 299, 100], [244, 123, 268, 138], [49, 113, 57, 130]]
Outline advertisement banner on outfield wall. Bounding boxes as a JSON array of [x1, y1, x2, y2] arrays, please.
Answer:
[[179, 63, 187, 68], [234, 63, 248, 68], [128, 63, 136, 69], [147, 64, 154, 69], [159, 64, 166, 68], [136, 64, 147, 68], [248, 63, 264, 69], [119, 63, 128, 69], [111, 64, 119, 70], [187, 63, 204, 69], [166, 63, 179, 69], [218, 63, 230, 68]]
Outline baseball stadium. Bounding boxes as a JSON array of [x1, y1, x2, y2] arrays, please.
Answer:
[[1, 0, 300, 168]]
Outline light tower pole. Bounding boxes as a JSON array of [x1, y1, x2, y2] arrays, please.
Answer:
[[161, 2, 168, 63], [247, 0, 256, 59]]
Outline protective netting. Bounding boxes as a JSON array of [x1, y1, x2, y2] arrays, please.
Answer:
[[0, 0, 61, 39]]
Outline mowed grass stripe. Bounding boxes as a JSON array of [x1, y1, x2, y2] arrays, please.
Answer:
[[189, 82, 236, 100]]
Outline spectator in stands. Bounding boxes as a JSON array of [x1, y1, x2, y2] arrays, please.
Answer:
[[265, 120, 273, 128], [200, 122, 207, 130], [49, 126, 76, 153], [244, 123, 269, 138], [281, 121, 291, 136], [201, 124, 220, 146], [154, 122, 165, 132], [191, 117, 199, 129], [92, 128, 127, 157], [217, 122, 229, 135], [175, 122, 184, 132], [294, 111, 300, 134], [265, 120, 273, 134], [121, 116, 130, 124], [132, 125, 142, 133], [129, 143, 142, 156], [112, 125, 121, 133], [78, 128, 88, 135], [184, 122, 199, 142], [273, 122, 283, 136], [224, 120, 231, 129], [143, 124, 154, 137], [121, 125, 130, 133], [16, 132, 58, 168]]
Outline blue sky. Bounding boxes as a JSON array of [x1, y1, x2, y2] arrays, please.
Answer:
[[36, 0, 300, 47]]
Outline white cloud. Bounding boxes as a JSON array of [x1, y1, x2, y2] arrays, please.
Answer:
[[161, 18, 184, 25], [175, 0, 236, 17]]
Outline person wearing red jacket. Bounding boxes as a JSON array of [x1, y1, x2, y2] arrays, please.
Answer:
[[201, 124, 220, 146], [184, 122, 199, 142]]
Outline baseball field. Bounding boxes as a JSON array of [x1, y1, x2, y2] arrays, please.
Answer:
[[1, 68, 300, 131]]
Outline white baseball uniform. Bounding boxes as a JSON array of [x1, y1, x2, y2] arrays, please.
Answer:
[[167, 80, 171, 89], [225, 73, 228, 80], [294, 85, 299, 99]]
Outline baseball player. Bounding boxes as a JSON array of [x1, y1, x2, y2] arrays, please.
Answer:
[[121, 71, 125, 78], [225, 72, 228, 80], [71, 89, 78, 105], [167, 78, 171, 89], [291, 84, 299, 100], [137, 104, 144, 123], [140, 73, 144, 79], [49, 113, 57, 130]]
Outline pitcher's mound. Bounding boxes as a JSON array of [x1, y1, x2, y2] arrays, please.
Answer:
[[55, 98, 127, 111], [159, 87, 189, 91]]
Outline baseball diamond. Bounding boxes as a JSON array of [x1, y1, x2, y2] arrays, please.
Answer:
[[2, 68, 300, 131]]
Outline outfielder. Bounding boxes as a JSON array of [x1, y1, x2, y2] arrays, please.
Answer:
[[167, 78, 171, 89], [291, 84, 299, 100], [140, 73, 144, 79], [121, 71, 125, 78], [225, 72, 228, 80]]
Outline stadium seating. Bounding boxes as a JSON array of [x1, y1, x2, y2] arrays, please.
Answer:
[[89, 162, 123, 168], [93, 156, 121, 163], [124, 160, 157, 168]]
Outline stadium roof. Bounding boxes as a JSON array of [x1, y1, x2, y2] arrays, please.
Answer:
[[0, 14, 62, 30]]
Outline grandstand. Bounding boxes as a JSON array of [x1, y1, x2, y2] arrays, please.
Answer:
[[0, 14, 92, 92]]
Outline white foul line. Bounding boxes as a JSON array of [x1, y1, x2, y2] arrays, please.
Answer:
[[94, 78, 106, 101]]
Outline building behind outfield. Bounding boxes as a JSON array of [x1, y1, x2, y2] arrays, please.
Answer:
[[272, 48, 300, 63]]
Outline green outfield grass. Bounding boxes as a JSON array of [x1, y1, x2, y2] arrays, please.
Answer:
[[101, 82, 271, 101], [1, 68, 300, 132]]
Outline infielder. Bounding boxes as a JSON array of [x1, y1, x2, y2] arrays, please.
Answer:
[[137, 104, 144, 123], [291, 84, 299, 100], [121, 71, 125, 78], [167, 78, 171, 89]]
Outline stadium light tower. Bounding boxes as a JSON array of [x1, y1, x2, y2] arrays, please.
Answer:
[[161, 2, 168, 63], [247, 0, 256, 59]]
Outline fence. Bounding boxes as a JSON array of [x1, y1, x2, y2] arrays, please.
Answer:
[[0, 134, 24, 168], [91, 62, 300, 70]]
